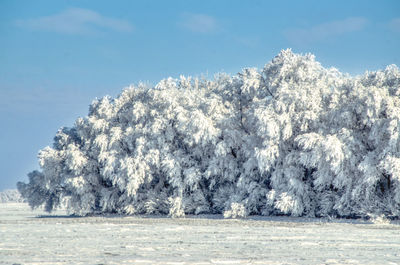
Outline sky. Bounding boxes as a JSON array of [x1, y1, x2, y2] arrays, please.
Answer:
[[1, 0, 400, 191]]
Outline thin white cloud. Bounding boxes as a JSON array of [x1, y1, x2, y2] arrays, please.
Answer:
[[284, 17, 368, 45], [16, 8, 134, 35], [180, 13, 220, 34], [389, 18, 400, 33]]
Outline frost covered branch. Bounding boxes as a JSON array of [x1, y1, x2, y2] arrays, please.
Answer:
[[18, 49, 400, 218]]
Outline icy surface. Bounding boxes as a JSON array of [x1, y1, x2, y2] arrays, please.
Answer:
[[1, 203, 399, 264]]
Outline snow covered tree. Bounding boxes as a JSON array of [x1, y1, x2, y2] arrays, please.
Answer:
[[18, 49, 400, 218], [0, 189, 25, 203]]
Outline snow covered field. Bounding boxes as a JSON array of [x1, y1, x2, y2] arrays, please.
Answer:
[[1, 203, 399, 264]]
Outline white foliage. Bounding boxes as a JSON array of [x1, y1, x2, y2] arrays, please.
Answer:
[[0, 189, 25, 203], [18, 49, 400, 219], [223, 202, 247, 218], [168, 197, 185, 218]]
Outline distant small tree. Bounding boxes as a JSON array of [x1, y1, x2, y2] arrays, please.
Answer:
[[0, 189, 25, 203]]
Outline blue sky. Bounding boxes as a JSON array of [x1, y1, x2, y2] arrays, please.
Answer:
[[1, 0, 399, 190]]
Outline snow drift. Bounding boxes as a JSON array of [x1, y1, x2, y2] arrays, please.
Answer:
[[18, 50, 400, 218]]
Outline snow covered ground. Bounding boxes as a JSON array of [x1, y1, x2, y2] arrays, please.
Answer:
[[0, 203, 399, 264]]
